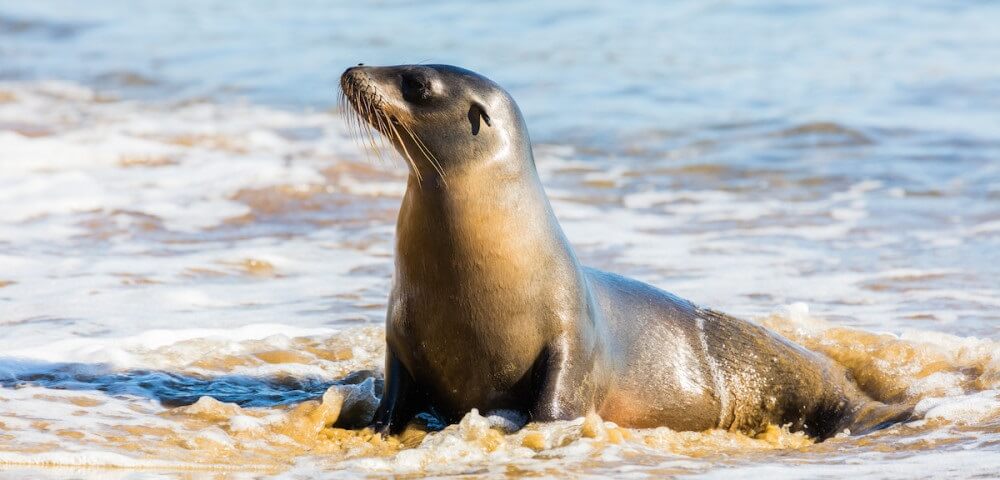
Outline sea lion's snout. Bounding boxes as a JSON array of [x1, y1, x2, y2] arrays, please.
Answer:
[[339, 64, 451, 181], [339, 63, 523, 182], [339, 66, 378, 106], [339, 65, 395, 136], [340, 65, 368, 88]]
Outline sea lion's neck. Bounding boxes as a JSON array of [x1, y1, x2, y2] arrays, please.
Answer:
[[394, 160, 582, 295]]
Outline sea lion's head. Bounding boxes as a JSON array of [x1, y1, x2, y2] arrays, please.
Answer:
[[340, 64, 530, 183]]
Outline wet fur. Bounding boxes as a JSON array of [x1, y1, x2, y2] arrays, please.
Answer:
[[340, 64, 912, 439]]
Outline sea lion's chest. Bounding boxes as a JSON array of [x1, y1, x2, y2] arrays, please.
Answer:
[[386, 287, 550, 414], [387, 184, 583, 414]]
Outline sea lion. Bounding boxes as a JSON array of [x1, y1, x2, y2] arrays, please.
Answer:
[[338, 64, 911, 439]]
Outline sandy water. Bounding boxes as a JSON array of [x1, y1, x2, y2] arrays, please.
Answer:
[[2, 1, 999, 478]]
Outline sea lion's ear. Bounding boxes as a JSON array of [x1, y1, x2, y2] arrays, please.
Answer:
[[468, 102, 491, 135], [477, 103, 491, 127]]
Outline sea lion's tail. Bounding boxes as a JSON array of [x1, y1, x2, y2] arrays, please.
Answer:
[[844, 400, 916, 435]]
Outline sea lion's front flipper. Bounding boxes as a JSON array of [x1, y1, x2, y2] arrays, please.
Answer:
[[369, 348, 422, 435]]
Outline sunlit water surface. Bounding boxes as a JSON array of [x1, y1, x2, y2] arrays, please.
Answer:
[[1, 1, 998, 478]]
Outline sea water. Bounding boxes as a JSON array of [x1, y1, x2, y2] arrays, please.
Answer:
[[1, 1, 998, 478]]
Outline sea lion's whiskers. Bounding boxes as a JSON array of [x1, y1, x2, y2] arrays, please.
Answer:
[[347, 89, 375, 163], [400, 122, 447, 184], [350, 85, 389, 167], [375, 113, 392, 151], [386, 118, 422, 182], [414, 133, 445, 181], [340, 89, 365, 151], [401, 123, 436, 172], [358, 92, 386, 164], [386, 117, 423, 183], [351, 100, 368, 153], [341, 87, 361, 140], [340, 73, 445, 184], [365, 92, 398, 168], [372, 105, 391, 165]]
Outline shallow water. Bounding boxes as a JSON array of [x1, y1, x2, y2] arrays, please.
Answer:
[[1, 1, 999, 478]]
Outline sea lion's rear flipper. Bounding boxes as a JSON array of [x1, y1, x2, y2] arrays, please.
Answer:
[[846, 401, 916, 435]]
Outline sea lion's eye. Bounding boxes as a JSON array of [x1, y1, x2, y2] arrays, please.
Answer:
[[401, 74, 432, 104]]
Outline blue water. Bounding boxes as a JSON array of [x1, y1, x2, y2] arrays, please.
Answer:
[[4, 0, 1000, 144]]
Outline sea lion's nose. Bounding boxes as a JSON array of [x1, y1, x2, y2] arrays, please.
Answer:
[[343, 63, 376, 76], [341, 65, 369, 85]]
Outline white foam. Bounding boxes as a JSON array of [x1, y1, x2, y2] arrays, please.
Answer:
[[686, 449, 1000, 480], [4, 323, 335, 369], [915, 390, 1000, 424], [0, 451, 250, 471]]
